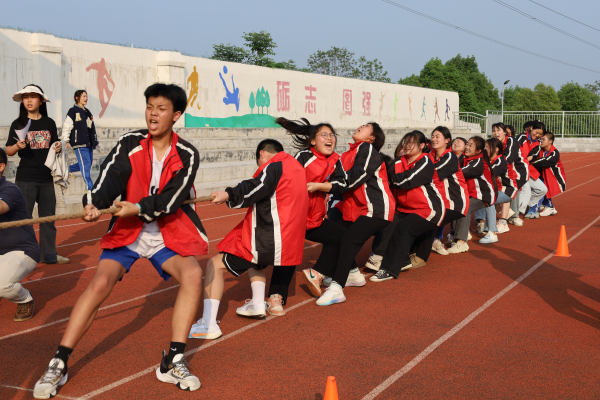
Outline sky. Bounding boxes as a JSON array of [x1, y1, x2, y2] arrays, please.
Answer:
[[2, 0, 599, 91]]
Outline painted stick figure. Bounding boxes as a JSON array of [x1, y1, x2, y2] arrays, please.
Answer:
[[421, 96, 426, 120], [187, 66, 200, 110], [434, 97, 440, 122], [219, 65, 240, 112], [378, 92, 385, 121], [393, 93, 398, 122], [445, 99, 451, 121], [86, 58, 115, 118]]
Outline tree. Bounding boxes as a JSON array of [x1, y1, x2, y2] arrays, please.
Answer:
[[210, 43, 248, 63], [558, 81, 600, 111], [398, 74, 422, 87], [260, 87, 266, 114], [265, 90, 270, 114], [353, 56, 391, 83], [307, 47, 357, 77], [242, 31, 277, 67], [249, 92, 255, 114], [255, 88, 263, 114]]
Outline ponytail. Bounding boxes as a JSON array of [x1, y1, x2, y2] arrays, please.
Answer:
[[473, 136, 498, 200], [275, 117, 336, 151]]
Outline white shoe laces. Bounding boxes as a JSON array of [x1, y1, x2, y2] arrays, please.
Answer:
[[40, 359, 64, 384], [170, 355, 192, 379]]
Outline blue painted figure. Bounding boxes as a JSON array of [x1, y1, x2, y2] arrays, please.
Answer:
[[445, 99, 450, 121], [219, 66, 240, 112], [421, 96, 426, 119]]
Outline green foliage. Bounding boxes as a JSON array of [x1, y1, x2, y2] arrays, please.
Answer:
[[260, 87, 266, 114], [503, 83, 562, 111], [249, 92, 255, 114], [397, 74, 423, 87], [558, 81, 600, 111], [307, 47, 391, 82], [265, 91, 271, 114], [353, 56, 391, 83], [210, 43, 249, 64]]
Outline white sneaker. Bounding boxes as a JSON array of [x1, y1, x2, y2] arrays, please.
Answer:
[[346, 270, 366, 287], [156, 351, 201, 391], [316, 284, 346, 306], [33, 358, 68, 399], [507, 208, 515, 220], [431, 239, 449, 255], [467, 232, 472, 241], [236, 300, 266, 319], [447, 241, 469, 254], [496, 220, 510, 234], [479, 232, 498, 244], [365, 255, 382, 272], [477, 220, 486, 234], [508, 217, 523, 226], [188, 318, 222, 340], [540, 205, 546, 211], [540, 207, 557, 217]]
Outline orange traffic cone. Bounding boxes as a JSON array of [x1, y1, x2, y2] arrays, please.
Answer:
[[324, 376, 339, 400], [555, 225, 571, 257]]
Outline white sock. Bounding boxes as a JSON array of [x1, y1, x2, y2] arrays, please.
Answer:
[[250, 281, 266, 308], [371, 254, 383, 261], [202, 299, 220, 325]]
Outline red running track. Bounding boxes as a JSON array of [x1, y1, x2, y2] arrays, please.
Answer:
[[1, 152, 599, 400]]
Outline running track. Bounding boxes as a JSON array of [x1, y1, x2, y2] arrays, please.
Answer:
[[1, 153, 599, 400]]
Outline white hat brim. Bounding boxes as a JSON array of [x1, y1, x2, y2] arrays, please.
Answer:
[[13, 86, 51, 103]]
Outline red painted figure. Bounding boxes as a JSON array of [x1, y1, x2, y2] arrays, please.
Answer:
[[343, 89, 352, 115], [362, 91, 371, 116], [86, 58, 115, 118]]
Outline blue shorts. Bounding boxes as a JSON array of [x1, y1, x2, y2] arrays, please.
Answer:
[[99, 246, 178, 281]]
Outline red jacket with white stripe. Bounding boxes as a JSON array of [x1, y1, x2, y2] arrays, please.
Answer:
[[461, 153, 496, 205], [391, 153, 445, 226], [217, 152, 308, 266], [530, 145, 566, 198], [295, 148, 343, 230], [503, 135, 528, 189], [492, 154, 518, 199], [83, 130, 208, 256], [517, 133, 541, 180], [329, 141, 395, 222], [429, 149, 469, 216]]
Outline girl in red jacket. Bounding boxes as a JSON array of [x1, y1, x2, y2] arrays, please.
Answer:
[[307, 123, 395, 304], [369, 130, 446, 282], [448, 136, 497, 254]]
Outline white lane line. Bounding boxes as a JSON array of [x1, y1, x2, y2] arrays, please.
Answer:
[[57, 237, 225, 249], [561, 154, 596, 163], [361, 214, 600, 400], [0, 384, 76, 399], [200, 212, 245, 221], [566, 162, 600, 173], [23, 267, 98, 285], [554, 176, 600, 198], [75, 298, 316, 400], [0, 285, 180, 342]]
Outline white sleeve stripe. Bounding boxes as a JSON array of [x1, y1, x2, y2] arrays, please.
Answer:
[[165, 142, 196, 214], [399, 157, 428, 185], [128, 145, 143, 157], [230, 164, 271, 209], [435, 154, 450, 170], [92, 132, 144, 195], [304, 156, 317, 168], [348, 143, 372, 189]]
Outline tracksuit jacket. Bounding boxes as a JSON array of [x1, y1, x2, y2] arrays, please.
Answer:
[[492, 155, 518, 198], [429, 149, 469, 216], [217, 152, 308, 266], [329, 141, 395, 222], [295, 148, 344, 230], [83, 130, 208, 256], [530, 145, 566, 198], [390, 153, 446, 226], [61, 105, 99, 149], [517, 132, 541, 180], [503, 135, 528, 189], [461, 153, 496, 206]]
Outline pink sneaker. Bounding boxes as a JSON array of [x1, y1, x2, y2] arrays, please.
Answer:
[[301, 268, 323, 297], [266, 294, 286, 316]]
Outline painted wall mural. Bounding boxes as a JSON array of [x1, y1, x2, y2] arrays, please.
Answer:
[[86, 58, 115, 118], [186, 66, 200, 110]]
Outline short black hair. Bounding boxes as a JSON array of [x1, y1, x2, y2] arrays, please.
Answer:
[[523, 121, 535, 131], [531, 121, 546, 133], [453, 137, 468, 146], [256, 139, 284, 161], [367, 122, 385, 151], [544, 132, 555, 143], [0, 147, 6, 166], [144, 83, 187, 114]]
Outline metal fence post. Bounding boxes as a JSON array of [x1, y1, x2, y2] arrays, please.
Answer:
[[561, 111, 564, 138]]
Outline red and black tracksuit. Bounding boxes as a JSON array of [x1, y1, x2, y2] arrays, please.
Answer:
[[379, 153, 446, 278], [328, 141, 395, 287], [530, 146, 566, 199], [85, 130, 208, 257], [504, 135, 529, 189]]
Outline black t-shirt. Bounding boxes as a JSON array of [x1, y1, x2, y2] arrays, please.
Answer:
[[0, 176, 41, 262], [6, 116, 58, 183]]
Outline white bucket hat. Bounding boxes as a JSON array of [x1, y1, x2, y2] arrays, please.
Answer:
[[13, 85, 51, 103]]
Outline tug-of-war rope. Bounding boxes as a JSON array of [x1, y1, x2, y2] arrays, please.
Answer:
[[0, 196, 215, 230]]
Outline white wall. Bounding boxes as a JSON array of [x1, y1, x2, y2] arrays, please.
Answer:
[[0, 28, 459, 129]]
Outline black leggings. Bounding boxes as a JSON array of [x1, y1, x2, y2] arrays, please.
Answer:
[[268, 219, 346, 302], [332, 216, 390, 288], [412, 209, 464, 262], [380, 212, 437, 278]]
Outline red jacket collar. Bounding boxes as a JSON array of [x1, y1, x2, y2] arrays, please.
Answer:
[[402, 152, 427, 168], [542, 145, 556, 155], [253, 151, 289, 178], [433, 148, 452, 161], [464, 153, 483, 163], [311, 147, 340, 162], [349, 141, 367, 150], [491, 155, 502, 163]]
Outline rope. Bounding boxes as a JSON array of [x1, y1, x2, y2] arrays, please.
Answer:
[[0, 196, 215, 230]]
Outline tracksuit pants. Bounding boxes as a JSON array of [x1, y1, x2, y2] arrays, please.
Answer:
[[454, 198, 488, 243], [70, 146, 94, 190], [413, 209, 464, 262], [473, 190, 512, 233], [0, 251, 37, 303], [519, 179, 548, 214]]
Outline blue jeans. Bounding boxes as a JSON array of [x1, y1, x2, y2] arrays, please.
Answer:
[[474, 191, 512, 233], [70, 146, 94, 190]]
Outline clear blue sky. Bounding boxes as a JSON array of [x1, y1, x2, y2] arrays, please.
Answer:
[[2, 0, 599, 91]]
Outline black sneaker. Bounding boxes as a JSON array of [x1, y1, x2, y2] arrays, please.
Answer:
[[369, 269, 394, 282]]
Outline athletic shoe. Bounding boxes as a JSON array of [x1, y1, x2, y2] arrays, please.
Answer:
[[316, 283, 346, 306], [266, 294, 285, 316], [14, 299, 34, 321], [156, 350, 201, 391], [508, 217, 523, 226], [33, 358, 68, 399], [467, 232, 472, 241], [236, 300, 266, 319], [479, 232, 498, 244], [524, 211, 539, 219], [507, 208, 515, 220], [57, 256, 70, 265], [432, 239, 449, 255], [447, 241, 469, 254], [539, 205, 546, 211], [301, 268, 323, 297], [369, 269, 394, 282], [408, 254, 427, 269], [477, 220, 486, 234], [346, 270, 366, 287], [365, 255, 382, 272], [496, 220, 510, 234], [188, 318, 222, 340], [540, 207, 557, 217]]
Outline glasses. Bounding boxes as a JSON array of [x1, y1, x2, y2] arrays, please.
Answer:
[[318, 133, 337, 139]]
